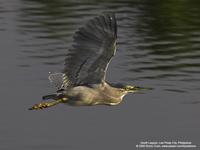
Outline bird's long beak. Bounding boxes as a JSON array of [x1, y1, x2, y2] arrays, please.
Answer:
[[125, 85, 153, 93]]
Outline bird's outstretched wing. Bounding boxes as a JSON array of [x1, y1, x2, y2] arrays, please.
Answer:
[[63, 13, 117, 86]]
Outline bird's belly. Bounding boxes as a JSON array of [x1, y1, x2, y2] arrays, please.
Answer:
[[66, 86, 99, 106], [65, 86, 123, 106]]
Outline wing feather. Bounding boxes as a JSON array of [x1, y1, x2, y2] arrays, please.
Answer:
[[63, 13, 117, 86]]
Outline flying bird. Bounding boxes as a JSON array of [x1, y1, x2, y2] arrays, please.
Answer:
[[29, 13, 143, 110]]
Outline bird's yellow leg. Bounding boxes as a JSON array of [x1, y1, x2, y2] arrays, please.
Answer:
[[29, 98, 67, 110]]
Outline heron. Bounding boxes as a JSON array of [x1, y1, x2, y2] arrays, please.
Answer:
[[29, 13, 144, 110]]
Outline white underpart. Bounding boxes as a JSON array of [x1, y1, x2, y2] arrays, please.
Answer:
[[109, 101, 121, 106], [120, 93, 126, 99], [104, 93, 127, 106]]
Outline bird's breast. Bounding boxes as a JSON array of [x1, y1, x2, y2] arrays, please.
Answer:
[[66, 86, 98, 105], [65, 85, 124, 106]]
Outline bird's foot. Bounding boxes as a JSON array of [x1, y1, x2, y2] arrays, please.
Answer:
[[29, 99, 64, 110]]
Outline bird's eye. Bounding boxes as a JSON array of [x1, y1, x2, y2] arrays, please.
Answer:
[[124, 86, 129, 89], [120, 88, 125, 91], [125, 85, 133, 90]]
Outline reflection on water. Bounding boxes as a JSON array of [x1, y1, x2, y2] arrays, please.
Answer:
[[133, 1, 200, 79], [0, 1, 6, 31]]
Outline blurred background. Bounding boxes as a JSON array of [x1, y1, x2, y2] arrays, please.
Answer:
[[0, 0, 200, 149]]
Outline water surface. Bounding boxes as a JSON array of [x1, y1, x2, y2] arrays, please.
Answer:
[[0, 0, 200, 149]]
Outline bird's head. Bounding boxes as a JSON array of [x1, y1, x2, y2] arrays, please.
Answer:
[[122, 85, 141, 93], [121, 85, 153, 94], [110, 83, 151, 94], [111, 83, 141, 93]]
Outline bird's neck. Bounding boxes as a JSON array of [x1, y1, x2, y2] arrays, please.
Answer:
[[103, 82, 127, 99]]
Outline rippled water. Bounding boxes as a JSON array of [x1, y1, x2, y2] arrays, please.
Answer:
[[1, 0, 200, 149]]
